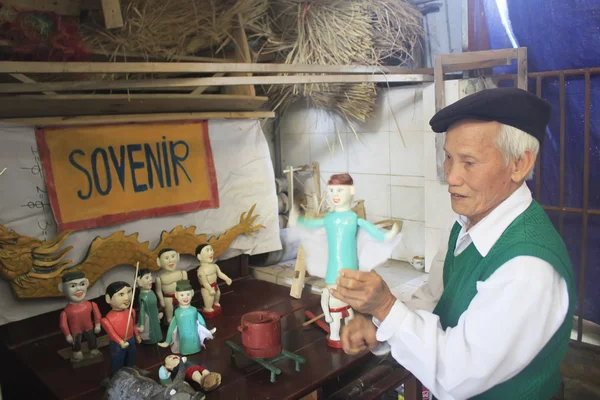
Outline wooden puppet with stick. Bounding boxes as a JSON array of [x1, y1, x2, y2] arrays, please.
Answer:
[[101, 262, 142, 377]]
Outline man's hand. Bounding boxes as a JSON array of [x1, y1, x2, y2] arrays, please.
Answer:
[[66, 334, 74, 344], [119, 340, 129, 349], [331, 269, 396, 321], [341, 314, 378, 355], [94, 323, 101, 334]]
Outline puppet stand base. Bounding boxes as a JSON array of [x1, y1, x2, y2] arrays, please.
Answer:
[[57, 334, 109, 368], [70, 352, 104, 368], [304, 310, 345, 349], [225, 341, 306, 383], [201, 304, 222, 319], [327, 337, 344, 349]]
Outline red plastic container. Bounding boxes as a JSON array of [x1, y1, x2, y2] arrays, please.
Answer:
[[238, 311, 282, 358]]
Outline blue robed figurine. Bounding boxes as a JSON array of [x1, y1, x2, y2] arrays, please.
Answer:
[[158, 280, 215, 355], [291, 173, 400, 347]]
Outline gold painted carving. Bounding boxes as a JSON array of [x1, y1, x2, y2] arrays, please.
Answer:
[[0, 205, 264, 299]]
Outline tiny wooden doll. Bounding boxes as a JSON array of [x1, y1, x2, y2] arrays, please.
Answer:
[[58, 271, 102, 364], [158, 280, 215, 355], [101, 281, 142, 377], [196, 244, 232, 318], [136, 269, 163, 344], [159, 354, 222, 392], [155, 248, 187, 324]]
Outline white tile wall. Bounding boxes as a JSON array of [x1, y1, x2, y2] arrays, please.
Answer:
[[390, 129, 425, 177], [348, 131, 391, 175], [310, 133, 349, 172], [351, 173, 391, 218]]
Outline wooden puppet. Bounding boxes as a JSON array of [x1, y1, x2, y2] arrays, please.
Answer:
[[158, 280, 215, 356], [101, 281, 142, 376], [196, 244, 232, 318], [58, 271, 102, 364], [290, 173, 401, 347], [136, 269, 164, 344], [155, 248, 187, 324], [159, 354, 222, 392]]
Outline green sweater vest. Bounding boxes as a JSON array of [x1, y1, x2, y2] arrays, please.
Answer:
[[432, 201, 575, 400]]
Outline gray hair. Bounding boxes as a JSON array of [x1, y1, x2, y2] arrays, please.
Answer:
[[495, 124, 539, 180]]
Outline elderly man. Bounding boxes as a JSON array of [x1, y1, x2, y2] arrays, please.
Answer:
[[332, 87, 575, 400]]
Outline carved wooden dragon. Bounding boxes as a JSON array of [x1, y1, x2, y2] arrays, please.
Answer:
[[0, 205, 264, 299]]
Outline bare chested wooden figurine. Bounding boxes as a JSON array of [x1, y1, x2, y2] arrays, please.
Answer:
[[155, 249, 187, 324], [195, 244, 232, 319]]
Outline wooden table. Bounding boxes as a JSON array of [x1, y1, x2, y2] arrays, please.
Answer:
[[0, 256, 418, 400]]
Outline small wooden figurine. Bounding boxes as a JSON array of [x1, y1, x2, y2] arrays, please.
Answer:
[[136, 269, 164, 344], [58, 271, 102, 365], [293, 173, 400, 348], [159, 354, 222, 392], [155, 248, 187, 324], [101, 281, 142, 376], [196, 244, 232, 318], [158, 280, 215, 356]]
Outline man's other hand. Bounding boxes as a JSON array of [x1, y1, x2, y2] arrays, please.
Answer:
[[341, 314, 378, 355]]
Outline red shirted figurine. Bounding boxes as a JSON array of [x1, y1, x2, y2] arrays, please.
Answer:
[[58, 271, 102, 364], [101, 281, 142, 377]]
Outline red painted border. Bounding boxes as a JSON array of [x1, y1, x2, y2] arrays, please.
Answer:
[[35, 120, 219, 233]]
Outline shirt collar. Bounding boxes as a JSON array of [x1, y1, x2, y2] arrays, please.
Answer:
[[456, 182, 533, 257]]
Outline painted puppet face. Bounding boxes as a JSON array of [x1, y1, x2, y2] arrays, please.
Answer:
[[108, 286, 133, 311], [164, 354, 181, 371], [328, 184, 355, 210], [136, 273, 153, 291], [61, 278, 89, 304], [198, 245, 214, 264], [158, 250, 180, 271], [176, 289, 194, 307]]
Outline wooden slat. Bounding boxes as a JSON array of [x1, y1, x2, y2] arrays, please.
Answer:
[[0, 0, 81, 16], [0, 94, 268, 118], [434, 55, 444, 112], [9, 74, 57, 95], [101, 0, 123, 29], [0, 74, 432, 94], [0, 61, 413, 75], [517, 47, 528, 90], [191, 72, 225, 95], [440, 48, 519, 65], [223, 14, 255, 97], [1, 111, 275, 126]]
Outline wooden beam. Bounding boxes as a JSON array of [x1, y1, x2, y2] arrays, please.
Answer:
[[223, 14, 255, 97], [101, 0, 123, 29], [517, 47, 528, 90], [0, 61, 413, 75], [86, 49, 235, 63], [191, 73, 225, 95], [9, 74, 57, 95], [440, 48, 519, 65], [0, 0, 81, 16], [1, 111, 275, 126], [0, 94, 268, 118], [0, 74, 432, 94]]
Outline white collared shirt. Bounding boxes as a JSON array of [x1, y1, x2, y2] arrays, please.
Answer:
[[372, 182, 570, 400]]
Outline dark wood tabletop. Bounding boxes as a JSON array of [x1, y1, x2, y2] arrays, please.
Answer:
[[0, 256, 417, 400]]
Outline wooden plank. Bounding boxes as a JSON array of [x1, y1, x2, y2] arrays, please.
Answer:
[[434, 55, 444, 112], [223, 14, 255, 97], [0, 0, 81, 16], [517, 47, 528, 90], [9, 74, 57, 95], [0, 94, 268, 118], [0, 61, 413, 75], [100, 0, 123, 29], [440, 48, 519, 65], [1, 111, 276, 126], [191, 72, 225, 95], [442, 58, 512, 72], [0, 74, 432, 94]]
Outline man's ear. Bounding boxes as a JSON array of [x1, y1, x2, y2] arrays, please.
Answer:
[[58, 283, 63, 293], [511, 149, 536, 183], [105, 294, 111, 304]]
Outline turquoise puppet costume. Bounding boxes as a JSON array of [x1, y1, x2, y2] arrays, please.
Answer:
[[164, 301, 213, 355], [137, 290, 163, 344], [299, 210, 388, 284]]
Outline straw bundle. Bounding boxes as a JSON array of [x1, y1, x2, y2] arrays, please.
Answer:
[[81, 0, 268, 61], [247, 0, 423, 123]]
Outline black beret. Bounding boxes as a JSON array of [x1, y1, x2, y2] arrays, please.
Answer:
[[62, 270, 85, 282], [429, 87, 552, 144]]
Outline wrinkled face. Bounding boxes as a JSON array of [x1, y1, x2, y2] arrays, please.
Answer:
[[158, 251, 179, 271], [109, 286, 133, 311], [328, 184, 354, 210], [176, 289, 194, 306], [62, 278, 89, 303], [198, 245, 214, 264], [444, 120, 516, 226], [164, 354, 181, 371], [136, 273, 153, 291]]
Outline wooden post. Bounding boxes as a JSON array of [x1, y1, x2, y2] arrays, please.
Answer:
[[285, 164, 307, 299], [223, 14, 255, 97]]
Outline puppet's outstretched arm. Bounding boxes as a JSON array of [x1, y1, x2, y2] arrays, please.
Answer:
[[358, 218, 399, 241]]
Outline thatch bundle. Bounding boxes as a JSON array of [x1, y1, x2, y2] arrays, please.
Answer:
[[247, 0, 423, 123], [81, 0, 268, 61]]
